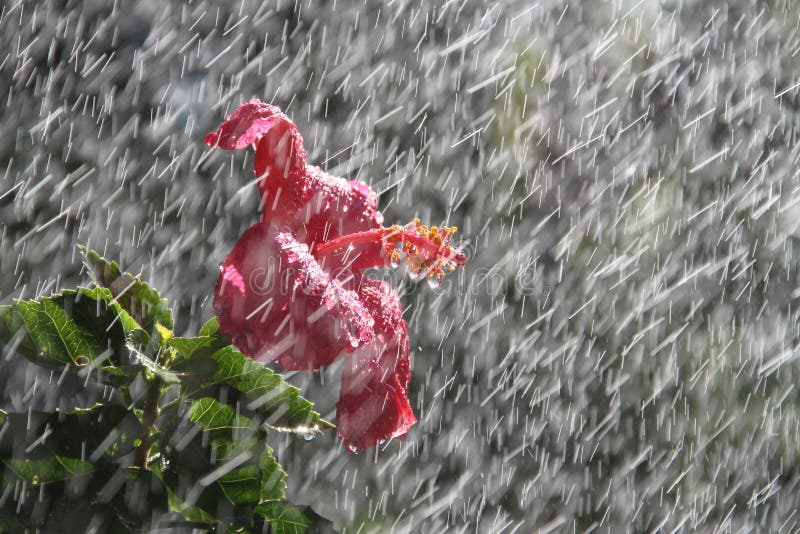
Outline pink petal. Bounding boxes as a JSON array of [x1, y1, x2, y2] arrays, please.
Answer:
[[336, 332, 415, 452], [335, 276, 415, 452], [204, 99, 284, 150], [207, 100, 382, 242], [204, 99, 311, 220], [275, 166, 383, 244], [214, 222, 375, 370], [252, 114, 310, 216]]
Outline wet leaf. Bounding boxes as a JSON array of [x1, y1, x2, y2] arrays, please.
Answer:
[[189, 397, 287, 504], [9, 288, 137, 379], [15, 296, 104, 366], [79, 246, 173, 332], [212, 347, 334, 433], [255, 501, 310, 534], [133, 460, 215, 528], [176, 345, 332, 434], [199, 317, 220, 337], [258, 446, 286, 502], [188, 397, 257, 433], [126, 331, 181, 385], [218, 464, 261, 505], [160, 397, 287, 522], [0, 305, 38, 360], [167, 335, 219, 359], [4, 457, 93, 484], [212, 444, 287, 506]]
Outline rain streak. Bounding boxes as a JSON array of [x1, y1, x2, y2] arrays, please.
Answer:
[[2, 0, 800, 531]]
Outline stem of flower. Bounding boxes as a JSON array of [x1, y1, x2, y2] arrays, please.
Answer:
[[134, 377, 160, 469]]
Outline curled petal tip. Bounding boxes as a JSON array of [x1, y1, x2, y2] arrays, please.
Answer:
[[204, 131, 220, 147], [203, 100, 286, 150]]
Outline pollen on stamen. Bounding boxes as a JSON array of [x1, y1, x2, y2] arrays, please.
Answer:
[[381, 219, 466, 284]]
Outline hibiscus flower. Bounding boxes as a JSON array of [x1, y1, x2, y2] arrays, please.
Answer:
[[205, 100, 466, 452]]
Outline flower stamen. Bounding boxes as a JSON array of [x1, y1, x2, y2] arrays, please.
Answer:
[[312, 219, 466, 283], [380, 219, 466, 284]]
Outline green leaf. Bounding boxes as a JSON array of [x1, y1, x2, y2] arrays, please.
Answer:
[[0, 305, 40, 362], [258, 446, 286, 502], [167, 317, 230, 365], [177, 346, 333, 435], [79, 246, 173, 332], [212, 346, 333, 433], [0, 304, 33, 355], [167, 398, 288, 509], [164, 486, 218, 527], [255, 502, 310, 534], [214, 445, 287, 506], [199, 317, 220, 337], [0, 407, 167, 531], [188, 397, 257, 434], [167, 335, 218, 358], [144, 462, 217, 528], [12, 287, 135, 371], [4, 457, 93, 484], [0, 464, 171, 531], [15, 296, 104, 366], [126, 331, 181, 385], [218, 465, 261, 505]]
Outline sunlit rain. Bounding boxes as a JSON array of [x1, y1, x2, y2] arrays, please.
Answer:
[[2, 0, 800, 531]]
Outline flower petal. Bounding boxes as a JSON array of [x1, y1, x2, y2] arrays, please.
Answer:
[[207, 100, 383, 242], [335, 276, 415, 452], [280, 166, 383, 244], [204, 99, 284, 150], [336, 333, 415, 452], [205, 99, 311, 220], [252, 114, 310, 216], [213, 222, 374, 370]]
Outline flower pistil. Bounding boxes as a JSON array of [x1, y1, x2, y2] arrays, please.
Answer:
[[313, 218, 466, 284]]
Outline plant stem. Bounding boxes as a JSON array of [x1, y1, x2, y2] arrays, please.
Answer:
[[134, 378, 160, 468], [119, 386, 133, 408]]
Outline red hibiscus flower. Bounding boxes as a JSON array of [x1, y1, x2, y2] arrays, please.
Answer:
[[205, 100, 466, 452]]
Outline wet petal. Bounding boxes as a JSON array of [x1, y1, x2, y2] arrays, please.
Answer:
[[205, 99, 311, 220], [252, 114, 310, 216], [351, 275, 411, 388], [336, 330, 415, 452], [278, 166, 383, 244], [207, 100, 382, 242], [335, 276, 415, 452], [213, 222, 374, 370], [204, 99, 285, 150]]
